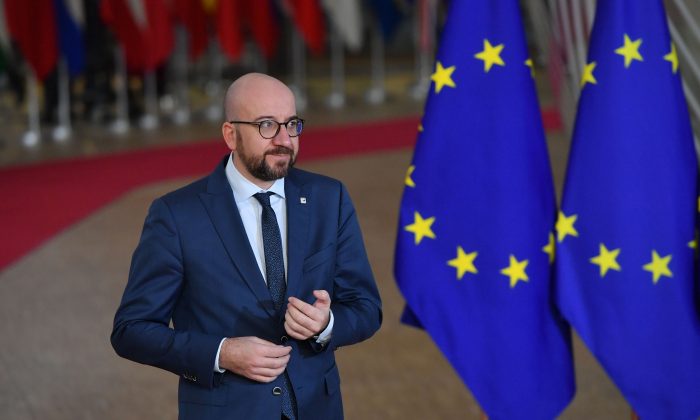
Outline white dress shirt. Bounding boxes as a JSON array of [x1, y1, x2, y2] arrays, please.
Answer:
[[215, 154, 333, 372]]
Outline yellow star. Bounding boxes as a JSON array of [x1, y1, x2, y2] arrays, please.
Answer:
[[615, 34, 643, 68], [474, 39, 505, 73], [405, 165, 416, 188], [418, 123, 424, 132], [447, 246, 478, 280], [556, 211, 579, 243], [590, 243, 621, 277], [643, 250, 672, 284], [689, 239, 697, 249], [525, 58, 535, 78], [580, 62, 597, 87], [431, 62, 456, 93], [697, 196, 699, 213], [542, 233, 555, 264], [664, 43, 679, 74], [500, 255, 529, 288], [404, 211, 436, 245]]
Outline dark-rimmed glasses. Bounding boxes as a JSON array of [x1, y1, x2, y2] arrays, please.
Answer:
[[229, 118, 305, 139]]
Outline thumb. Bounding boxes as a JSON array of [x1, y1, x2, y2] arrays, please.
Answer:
[[312, 290, 331, 309]]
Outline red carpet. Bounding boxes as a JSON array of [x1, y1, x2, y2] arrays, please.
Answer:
[[0, 112, 561, 272], [0, 117, 421, 271]]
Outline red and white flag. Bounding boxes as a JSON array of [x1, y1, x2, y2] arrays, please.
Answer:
[[214, 0, 244, 61], [283, 0, 325, 55], [172, 0, 209, 61], [100, 0, 173, 72], [321, 0, 362, 51], [4, 0, 59, 80]]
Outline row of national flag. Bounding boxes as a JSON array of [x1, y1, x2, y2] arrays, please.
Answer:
[[0, 0, 410, 82], [394, 0, 700, 419]]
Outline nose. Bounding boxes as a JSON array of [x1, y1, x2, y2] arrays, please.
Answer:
[[271, 125, 293, 147]]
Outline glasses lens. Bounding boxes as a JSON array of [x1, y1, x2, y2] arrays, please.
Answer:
[[288, 119, 303, 137], [258, 120, 279, 139]]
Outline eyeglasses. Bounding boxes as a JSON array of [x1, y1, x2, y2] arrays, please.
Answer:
[[229, 118, 305, 139]]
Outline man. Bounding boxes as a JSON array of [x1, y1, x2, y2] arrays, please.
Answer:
[[111, 73, 382, 419]]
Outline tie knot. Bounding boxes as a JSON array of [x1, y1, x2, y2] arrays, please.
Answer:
[[254, 192, 274, 208]]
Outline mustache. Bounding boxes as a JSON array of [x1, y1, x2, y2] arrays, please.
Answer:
[[265, 146, 294, 156]]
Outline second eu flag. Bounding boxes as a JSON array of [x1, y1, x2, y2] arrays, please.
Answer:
[[394, 0, 575, 418], [555, 0, 700, 418]]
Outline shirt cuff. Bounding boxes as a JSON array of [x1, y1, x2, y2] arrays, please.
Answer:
[[315, 310, 334, 344], [214, 338, 227, 373]]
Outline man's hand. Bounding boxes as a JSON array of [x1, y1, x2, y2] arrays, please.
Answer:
[[284, 290, 331, 340], [218, 337, 291, 383]]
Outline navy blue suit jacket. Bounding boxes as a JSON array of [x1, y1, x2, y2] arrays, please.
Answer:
[[111, 156, 382, 419]]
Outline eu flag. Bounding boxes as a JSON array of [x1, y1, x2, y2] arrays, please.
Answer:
[[555, 0, 700, 418], [393, 0, 575, 417]]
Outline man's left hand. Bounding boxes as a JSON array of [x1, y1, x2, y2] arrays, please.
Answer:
[[284, 290, 331, 340]]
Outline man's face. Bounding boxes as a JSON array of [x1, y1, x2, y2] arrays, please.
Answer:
[[235, 125, 297, 182], [227, 80, 300, 186]]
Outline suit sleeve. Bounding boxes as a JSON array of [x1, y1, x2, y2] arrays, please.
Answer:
[[110, 198, 223, 388], [326, 184, 383, 349]]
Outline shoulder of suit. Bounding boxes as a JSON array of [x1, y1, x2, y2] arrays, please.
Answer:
[[158, 175, 209, 204], [288, 167, 343, 190]]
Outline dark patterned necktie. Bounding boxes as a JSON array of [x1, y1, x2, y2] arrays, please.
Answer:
[[253, 192, 297, 420]]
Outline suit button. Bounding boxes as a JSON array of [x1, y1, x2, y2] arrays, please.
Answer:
[[272, 386, 282, 396], [280, 335, 288, 344]]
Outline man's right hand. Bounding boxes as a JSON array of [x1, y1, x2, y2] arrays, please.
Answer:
[[218, 337, 291, 383]]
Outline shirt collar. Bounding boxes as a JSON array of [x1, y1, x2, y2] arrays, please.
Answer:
[[225, 153, 286, 203]]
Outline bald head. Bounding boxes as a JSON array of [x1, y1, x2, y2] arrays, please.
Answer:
[[224, 73, 296, 121]]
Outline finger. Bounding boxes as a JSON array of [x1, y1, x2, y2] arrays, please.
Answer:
[[256, 343, 292, 358], [251, 365, 286, 377], [284, 322, 311, 340], [249, 367, 286, 383], [312, 290, 331, 307], [286, 304, 322, 334], [254, 353, 290, 369], [250, 375, 276, 383], [286, 301, 316, 322], [287, 296, 315, 313], [246, 336, 280, 347], [284, 317, 315, 339], [284, 311, 314, 334], [288, 304, 325, 331]]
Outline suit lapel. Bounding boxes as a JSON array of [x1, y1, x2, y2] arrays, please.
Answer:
[[285, 171, 310, 301], [199, 157, 276, 317]]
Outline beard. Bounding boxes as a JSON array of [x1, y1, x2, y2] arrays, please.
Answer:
[[236, 129, 297, 181]]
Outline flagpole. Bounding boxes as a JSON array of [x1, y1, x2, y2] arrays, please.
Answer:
[[583, 0, 596, 31], [521, 0, 550, 66], [139, 70, 159, 130], [409, 0, 435, 101], [289, 27, 308, 112], [204, 37, 223, 122], [251, 42, 268, 74], [21, 67, 40, 147], [171, 25, 190, 126], [52, 58, 72, 142], [556, 0, 581, 100], [365, 17, 386, 105], [326, 23, 345, 109], [110, 44, 130, 135], [570, 1, 588, 88]]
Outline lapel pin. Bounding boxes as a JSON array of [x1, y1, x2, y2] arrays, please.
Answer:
[[300, 197, 307, 204]]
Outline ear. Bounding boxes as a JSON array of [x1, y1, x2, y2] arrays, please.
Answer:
[[222, 122, 237, 152]]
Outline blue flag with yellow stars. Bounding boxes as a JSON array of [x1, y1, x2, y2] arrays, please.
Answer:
[[555, 0, 700, 418], [393, 0, 575, 417]]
